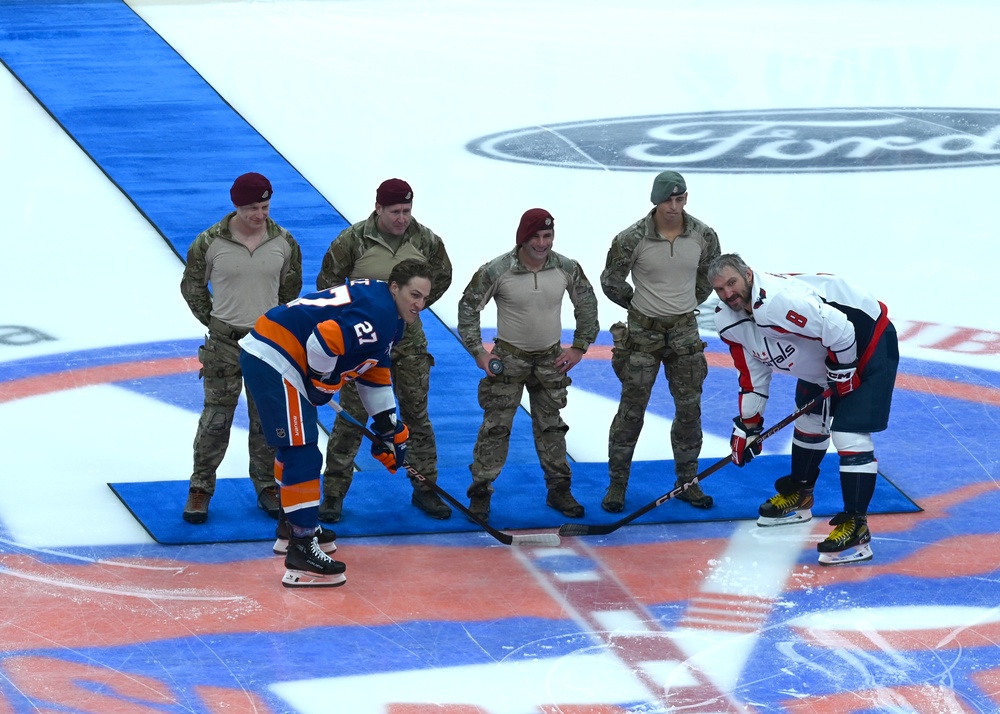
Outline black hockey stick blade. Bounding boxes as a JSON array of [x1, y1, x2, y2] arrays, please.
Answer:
[[558, 456, 730, 537], [332, 402, 560, 547], [397, 462, 560, 546], [559, 389, 834, 538]]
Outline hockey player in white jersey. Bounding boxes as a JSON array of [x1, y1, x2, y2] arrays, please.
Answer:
[[709, 253, 898, 565]]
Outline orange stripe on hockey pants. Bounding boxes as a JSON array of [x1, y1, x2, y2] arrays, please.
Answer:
[[282, 379, 308, 446], [275, 445, 323, 526]]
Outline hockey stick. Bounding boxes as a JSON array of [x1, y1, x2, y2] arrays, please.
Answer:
[[328, 401, 561, 547], [559, 388, 834, 537]]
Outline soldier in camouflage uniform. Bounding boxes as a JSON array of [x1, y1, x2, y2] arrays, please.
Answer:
[[316, 178, 453, 522], [180, 173, 303, 524], [601, 171, 721, 514], [457, 208, 599, 520]]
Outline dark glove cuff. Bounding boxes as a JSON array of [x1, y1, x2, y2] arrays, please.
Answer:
[[307, 367, 335, 384], [371, 408, 397, 434], [733, 416, 763, 434], [305, 385, 333, 406]]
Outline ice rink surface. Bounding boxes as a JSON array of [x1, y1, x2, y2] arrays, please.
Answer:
[[1, 0, 999, 711]]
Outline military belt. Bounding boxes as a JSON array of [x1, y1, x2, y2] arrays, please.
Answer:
[[494, 339, 559, 361], [628, 308, 688, 333], [209, 316, 251, 341]]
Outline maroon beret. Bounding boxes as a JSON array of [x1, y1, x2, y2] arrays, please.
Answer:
[[376, 178, 414, 207], [516, 208, 554, 245], [230, 172, 272, 206]]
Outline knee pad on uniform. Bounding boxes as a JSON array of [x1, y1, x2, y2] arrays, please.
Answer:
[[484, 424, 512, 440], [792, 412, 831, 449], [202, 406, 234, 435], [831, 431, 874, 452], [832, 432, 877, 475]]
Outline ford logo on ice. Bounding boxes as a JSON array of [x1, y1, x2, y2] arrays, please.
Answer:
[[466, 108, 1000, 173]]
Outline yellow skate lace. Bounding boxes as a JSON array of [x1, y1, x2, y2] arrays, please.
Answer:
[[767, 492, 802, 509], [826, 519, 859, 545]]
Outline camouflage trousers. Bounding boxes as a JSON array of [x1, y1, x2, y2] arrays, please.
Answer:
[[608, 310, 707, 485], [189, 325, 275, 496], [323, 349, 438, 497], [469, 341, 572, 493]]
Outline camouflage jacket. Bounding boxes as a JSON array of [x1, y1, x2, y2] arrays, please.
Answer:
[[315, 212, 452, 307], [180, 214, 303, 328], [458, 248, 600, 355], [601, 210, 720, 311]]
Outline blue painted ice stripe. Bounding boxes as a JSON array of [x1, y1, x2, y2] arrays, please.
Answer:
[[0, 0, 541, 471], [0, 0, 348, 287]]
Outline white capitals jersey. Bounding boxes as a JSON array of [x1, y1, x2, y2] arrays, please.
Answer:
[[714, 271, 887, 398]]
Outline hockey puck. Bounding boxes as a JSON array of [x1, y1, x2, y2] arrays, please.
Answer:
[[488, 358, 504, 375]]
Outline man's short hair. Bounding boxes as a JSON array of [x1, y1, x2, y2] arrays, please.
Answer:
[[388, 259, 433, 288]]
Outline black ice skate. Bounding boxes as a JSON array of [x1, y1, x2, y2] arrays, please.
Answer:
[[273, 520, 337, 555], [757, 476, 814, 527], [282, 535, 347, 588], [817, 512, 873, 566]]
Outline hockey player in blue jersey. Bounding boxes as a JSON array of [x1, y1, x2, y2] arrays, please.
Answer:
[[709, 253, 898, 565], [239, 259, 433, 587]]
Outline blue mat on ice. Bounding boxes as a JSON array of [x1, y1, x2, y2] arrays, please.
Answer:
[[109, 454, 920, 544], [0, 0, 348, 282]]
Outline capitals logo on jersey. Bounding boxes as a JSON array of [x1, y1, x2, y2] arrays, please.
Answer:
[[752, 340, 797, 371]]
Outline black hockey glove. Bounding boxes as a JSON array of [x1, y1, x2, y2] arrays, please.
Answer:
[[370, 409, 409, 473]]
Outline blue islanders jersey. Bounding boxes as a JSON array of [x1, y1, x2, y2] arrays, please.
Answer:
[[240, 279, 404, 403]]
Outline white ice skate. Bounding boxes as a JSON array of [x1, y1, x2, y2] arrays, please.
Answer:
[[281, 569, 347, 587], [818, 542, 874, 566]]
